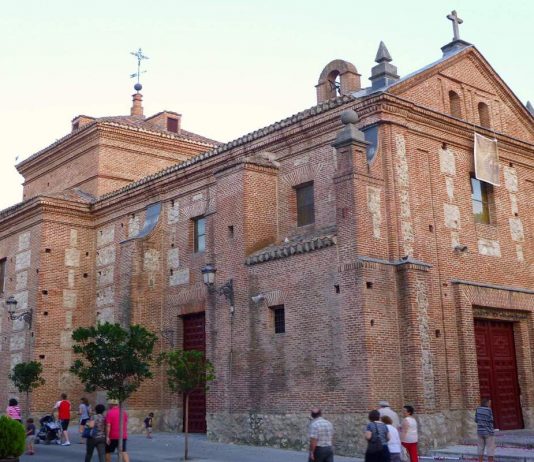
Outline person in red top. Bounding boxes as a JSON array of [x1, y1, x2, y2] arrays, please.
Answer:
[[105, 399, 129, 462], [53, 393, 71, 446]]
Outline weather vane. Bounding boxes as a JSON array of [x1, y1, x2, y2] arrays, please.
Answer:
[[130, 48, 149, 92]]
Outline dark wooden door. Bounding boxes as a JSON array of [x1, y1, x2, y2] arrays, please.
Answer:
[[182, 312, 207, 433], [474, 319, 523, 430]]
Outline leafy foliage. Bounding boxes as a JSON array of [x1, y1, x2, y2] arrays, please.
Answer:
[[0, 415, 25, 458], [70, 322, 157, 402], [8, 361, 45, 394], [159, 349, 215, 396]]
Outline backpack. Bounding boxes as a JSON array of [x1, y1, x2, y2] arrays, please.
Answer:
[[366, 423, 384, 454]]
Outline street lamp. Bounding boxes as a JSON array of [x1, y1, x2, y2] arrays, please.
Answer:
[[201, 264, 235, 312], [5, 295, 32, 328]]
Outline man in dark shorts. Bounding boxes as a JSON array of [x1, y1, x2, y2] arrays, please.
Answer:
[[105, 399, 129, 462], [54, 393, 71, 446]]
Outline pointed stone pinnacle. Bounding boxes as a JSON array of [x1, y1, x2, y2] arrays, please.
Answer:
[[527, 101, 534, 115], [375, 41, 392, 63]]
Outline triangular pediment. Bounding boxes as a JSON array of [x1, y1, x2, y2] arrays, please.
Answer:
[[387, 46, 534, 142]]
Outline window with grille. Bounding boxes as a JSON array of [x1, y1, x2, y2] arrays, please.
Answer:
[[295, 182, 315, 227], [193, 217, 206, 253], [471, 176, 491, 224], [271, 305, 285, 334]]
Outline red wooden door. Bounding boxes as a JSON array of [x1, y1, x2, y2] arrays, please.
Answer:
[[182, 312, 206, 433], [474, 319, 523, 430]]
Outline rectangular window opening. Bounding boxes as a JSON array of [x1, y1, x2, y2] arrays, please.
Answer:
[[470, 176, 491, 224], [0, 258, 6, 294], [193, 217, 206, 253], [167, 117, 179, 133], [295, 182, 315, 227], [271, 305, 285, 334]]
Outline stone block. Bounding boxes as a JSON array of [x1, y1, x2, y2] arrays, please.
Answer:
[[445, 177, 455, 201], [97, 266, 114, 287], [96, 286, 114, 307], [15, 250, 31, 271], [144, 249, 160, 272], [97, 225, 115, 248], [444, 203, 460, 229], [65, 311, 73, 329], [509, 217, 524, 242], [18, 232, 31, 251], [168, 202, 180, 224], [504, 166, 518, 193], [128, 215, 141, 238], [97, 307, 114, 323], [64, 248, 80, 267], [63, 289, 77, 308], [96, 245, 115, 267], [439, 147, 456, 176], [15, 271, 28, 291], [516, 245, 525, 262], [69, 229, 78, 247], [10, 352, 23, 369], [478, 238, 501, 257], [60, 330, 73, 349], [169, 268, 190, 286], [14, 291, 28, 311], [68, 269, 75, 288], [367, 186, 382, 239], [10, 334, 25, 351], [167, 248, 180, 269]]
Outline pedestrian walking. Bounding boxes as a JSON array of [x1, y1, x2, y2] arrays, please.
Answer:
[[26, 417, 36, 455], [6, 398, 22, 422], [381, 416, 401, 462], [85, 403, 106, 462], [53, 393, 71, 446], [365, 409, 389, 462], [105, 399, 129, 462], [79, 397, 92, 443], [308, 407, 334, 462], [475, 398, 495, 462], [378, 401, 400, 429], [144, 412, 154, 439], [400, 405, 418, 462]]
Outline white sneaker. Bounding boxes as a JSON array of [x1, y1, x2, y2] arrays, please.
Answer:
[[61, 442, 71, 446]]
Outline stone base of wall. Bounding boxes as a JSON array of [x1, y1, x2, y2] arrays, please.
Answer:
[[206, 410, 478, 457], [126, 408, 182, 434]]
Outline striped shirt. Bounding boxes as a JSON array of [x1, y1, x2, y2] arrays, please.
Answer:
[[308, 417, 334, 447], [7, 405, 21, 420], [475, 406, 494, 436]]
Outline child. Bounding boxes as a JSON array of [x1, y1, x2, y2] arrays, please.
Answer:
[[26, 418, 36, 455], [144, 412, 154, 439]]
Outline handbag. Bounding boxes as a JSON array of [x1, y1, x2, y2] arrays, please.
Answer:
[[366, 423, 384, 454], [82, 425, 92, 439]]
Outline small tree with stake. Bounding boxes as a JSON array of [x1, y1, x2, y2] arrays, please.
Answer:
[[159, 349, 215, 461], [8, 361, 45, 419], [71, 322, 157, 462]]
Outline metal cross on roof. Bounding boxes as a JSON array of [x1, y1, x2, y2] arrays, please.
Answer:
[[130, 48, 149, 86], [447, 10, 463, 41]]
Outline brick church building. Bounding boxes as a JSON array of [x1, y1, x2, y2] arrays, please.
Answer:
[[1, 15, 534, 455]]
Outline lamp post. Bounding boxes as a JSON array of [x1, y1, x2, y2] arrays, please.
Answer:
[[201, 264, 235, 312], [5, 295, 32, 328]]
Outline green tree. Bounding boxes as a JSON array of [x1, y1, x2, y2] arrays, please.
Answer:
[[71, 323, 157, 462], [159, 349, 215, 460], [8, 361, 45, 418]]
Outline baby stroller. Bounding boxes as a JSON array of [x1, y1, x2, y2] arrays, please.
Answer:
[[35, 415, 62, 445]]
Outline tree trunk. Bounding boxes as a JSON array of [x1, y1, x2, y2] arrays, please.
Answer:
[[184, 394, 189, 460], [118, 401, 124, 462], [25, 391, 30, 421]]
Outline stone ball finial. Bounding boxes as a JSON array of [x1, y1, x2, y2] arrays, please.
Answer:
[[134, 82, 143, 92], [340, 110, 359, 125]]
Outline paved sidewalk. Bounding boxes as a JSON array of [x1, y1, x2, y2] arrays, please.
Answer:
[[21, 432, 363, 461]]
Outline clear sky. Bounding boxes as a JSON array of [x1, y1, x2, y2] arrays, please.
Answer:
[[1, 0, 532, 210]]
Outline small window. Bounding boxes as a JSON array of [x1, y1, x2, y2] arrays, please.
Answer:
[[478, 102, 491, 128], [449, 91, 462, 118], [193, 217, 206, 253], [167, 117, 179, 133], [271, 305, 285, 334], [0, 258, 6, 294], [471, 176, 491, 224], [295, 182, 315, 227]]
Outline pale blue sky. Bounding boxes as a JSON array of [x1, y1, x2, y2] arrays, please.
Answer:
[[1, 0, 532, 209]]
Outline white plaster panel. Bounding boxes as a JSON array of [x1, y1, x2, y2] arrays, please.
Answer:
[[167, 248, 180, 269], [96, 245, 116, 267], [15, 271, 28, 291], [168, 202, 180, 224], [504, 167, 518, 193], [18, 232, 31, 251], [439, 148, 456, 176], [445, 177, 455, 201], [509, 218, 524, 242], [144, 249, 160, 272], [63, 290, 77, 309], [128, 216, 141, 238], [97, 267, 114, 287], [367, 187, 382, 239], [96, 286, 114, 307], [516, 245, 525, 262], [64, 248, 80, 267], [169, 268, 190, 286], [15, 250, 31, 271], [60, 331, 72, 349], [68, 269, 75, 289], [10, 353, 23, 370], [97, 307, 114, 324], [444, 204, 461, 230], [69, 229, 78, 247], [97, 226, 115, 248], [478, 239, 501, 257], [10, 334, 25, 351]]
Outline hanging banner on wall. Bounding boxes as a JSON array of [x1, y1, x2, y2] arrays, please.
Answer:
[[474, 133, 500, 186]]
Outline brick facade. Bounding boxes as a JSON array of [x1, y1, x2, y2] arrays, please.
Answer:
[[1, 39, 534, 456]]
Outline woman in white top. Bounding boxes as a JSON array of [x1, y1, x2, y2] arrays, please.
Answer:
[[400, 405, 418, 462], [381, 415, 401, 462]]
